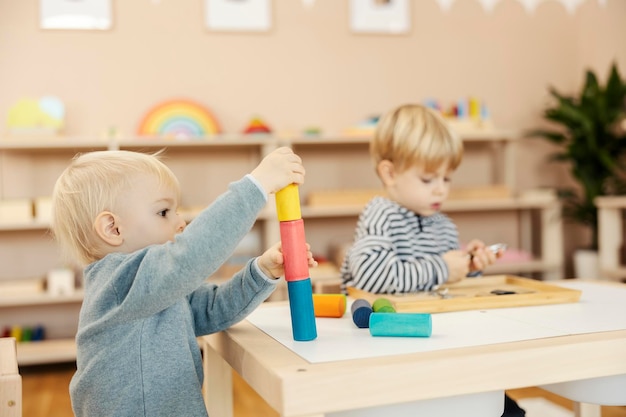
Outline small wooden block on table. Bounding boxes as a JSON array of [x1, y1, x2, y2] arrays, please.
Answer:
[[347, 275, 581, 313]]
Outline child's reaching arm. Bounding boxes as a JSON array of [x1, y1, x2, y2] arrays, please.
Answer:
[[465, 239, 499, 273]]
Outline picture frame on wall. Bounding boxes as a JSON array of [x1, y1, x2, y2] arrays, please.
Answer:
[[349, 0, 410, 34], [40, 0, 112, 30], [205, 0, 272, 32]]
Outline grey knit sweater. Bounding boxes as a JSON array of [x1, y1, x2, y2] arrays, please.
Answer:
[[70, 176, 277, 417]]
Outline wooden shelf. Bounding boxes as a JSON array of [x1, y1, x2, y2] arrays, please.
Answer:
[[0, 129, 564, 364], [485, 260, 562, 275], [284, 135, 370, 146], [308, 260, 562, 286], [302, 205, 364, 218], [444, 195, 558, 212], [595, 196, 626, 281], [0, 130, 521, 151], [0, 137, 109, 151], [17, 338, 76, 366], [301, 195, 559, 219], [0, 222, 50, 232], [114, 134, 274, 150], [454, 129, 521, 142], [600, 267, 626, 281], [0, 291, 83, 308]]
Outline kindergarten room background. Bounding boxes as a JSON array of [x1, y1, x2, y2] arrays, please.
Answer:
[[0, 0, 625, 277]]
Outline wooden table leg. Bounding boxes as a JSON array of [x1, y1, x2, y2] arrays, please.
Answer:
[[202, 339, 234, 417], [573, 402, 601, 417]]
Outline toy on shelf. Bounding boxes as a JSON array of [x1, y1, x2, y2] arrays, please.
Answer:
[[47, 268, 75, 296], [137, 99, 221, 139], [424, 97, 495, 133], [242, 117, 272, 134], [302, 126, 322, 137], [0, 278, 45, 296], [0, 199, 33, 224], [275, 184, 317, 341], [2, 325, 45, 342], [342, 115, 379, 137], [342, 96, 494, 138], [6, 96, 65, 135]]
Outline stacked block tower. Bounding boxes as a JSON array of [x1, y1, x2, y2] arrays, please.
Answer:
[[275, 184, 317, 341]]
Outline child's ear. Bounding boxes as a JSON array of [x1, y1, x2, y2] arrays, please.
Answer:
[[377, 160, 396, 186], [94, 211, 123, 247]]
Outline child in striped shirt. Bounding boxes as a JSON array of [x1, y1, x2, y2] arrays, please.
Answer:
[[340, 105, 524, 416], [341, 103, 500, 294]]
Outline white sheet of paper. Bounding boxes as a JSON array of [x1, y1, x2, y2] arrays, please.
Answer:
[[246, 281, 626, 364]]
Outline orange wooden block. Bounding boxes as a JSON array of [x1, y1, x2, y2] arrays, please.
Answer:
[[312, 294, 347, 318]]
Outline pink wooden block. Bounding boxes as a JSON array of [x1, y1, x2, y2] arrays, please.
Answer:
[[280, 219, 309, 282]]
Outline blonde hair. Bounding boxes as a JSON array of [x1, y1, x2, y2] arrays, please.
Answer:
[[51, 150, 180, 266], [371, 104, 463, 174]]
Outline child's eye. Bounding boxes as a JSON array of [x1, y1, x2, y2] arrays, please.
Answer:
[[158, 209, 170, 217]]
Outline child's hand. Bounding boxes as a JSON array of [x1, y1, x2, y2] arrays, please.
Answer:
[[442, 250, 470, 283], [466, 239, 498, 271], [251, 147, 305, 195], [257, 242, 318, 280]]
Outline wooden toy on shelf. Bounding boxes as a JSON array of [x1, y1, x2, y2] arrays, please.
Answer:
[[6, 96, 65, 135], [137, 98, 221, 139], [242, 117, 272, 134]]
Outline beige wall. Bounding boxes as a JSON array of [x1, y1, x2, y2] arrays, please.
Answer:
[[1, 0, 625, 274]]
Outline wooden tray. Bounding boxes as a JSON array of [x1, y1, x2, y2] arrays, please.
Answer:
[[346, 275, 581, 313]]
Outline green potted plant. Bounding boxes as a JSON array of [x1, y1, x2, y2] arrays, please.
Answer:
[[528, 63, 626, 275]]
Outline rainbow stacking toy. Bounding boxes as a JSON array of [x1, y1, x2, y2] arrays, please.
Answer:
[[276, 184, 317, 341]]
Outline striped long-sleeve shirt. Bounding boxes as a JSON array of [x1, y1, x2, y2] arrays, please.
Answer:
[[341, 196, 460, 294]]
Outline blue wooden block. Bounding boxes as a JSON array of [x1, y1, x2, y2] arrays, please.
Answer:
[[351, 299, 373, 328], [287, 278, 317, 341], [369, 313, 432, 337]]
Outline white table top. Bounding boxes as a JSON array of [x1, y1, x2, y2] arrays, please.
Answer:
[[203, 280, 626, 416], [246, 281, 626, 363]]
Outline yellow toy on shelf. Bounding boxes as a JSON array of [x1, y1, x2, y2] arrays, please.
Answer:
[[6, 96, 64, 134]]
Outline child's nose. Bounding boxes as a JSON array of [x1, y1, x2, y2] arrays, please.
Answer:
[[177, 217, 186, 233]]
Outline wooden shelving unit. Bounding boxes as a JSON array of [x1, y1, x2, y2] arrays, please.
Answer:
[[0, 131, 563, 364], [595, 196, 626, 281]]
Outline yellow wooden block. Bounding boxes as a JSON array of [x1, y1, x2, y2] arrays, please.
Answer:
[[275, 184, 301, 221]]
